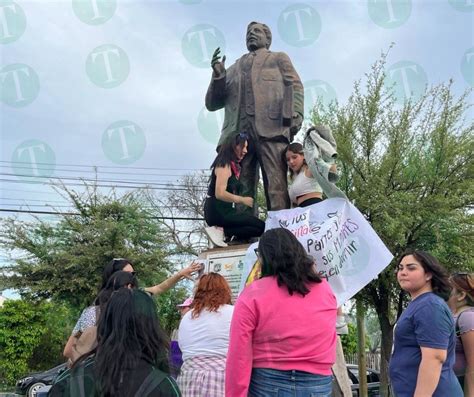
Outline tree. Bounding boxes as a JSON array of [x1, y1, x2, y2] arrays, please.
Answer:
[[340, 323, 358, 355], [311, 51, 474, 395], [0, 299, 73, 385], [365, 309, 382, 354], [0, 183, 173, 310], [144, 171, 210, 258], [156, 288, 189, 335]]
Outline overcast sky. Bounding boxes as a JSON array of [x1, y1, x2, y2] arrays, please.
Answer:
[[0, 0, 473, 297]]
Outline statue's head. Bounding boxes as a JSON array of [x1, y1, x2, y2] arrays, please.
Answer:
[[246, 21, 272, 51]]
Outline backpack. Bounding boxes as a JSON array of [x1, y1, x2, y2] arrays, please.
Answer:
[[133, 369, 168, 397], [50, 358, 169, 397], [70, 326, 97, 364]]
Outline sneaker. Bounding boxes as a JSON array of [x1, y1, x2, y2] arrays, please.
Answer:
[[204, 227, 228, 248], [336, 315, 349, 335]]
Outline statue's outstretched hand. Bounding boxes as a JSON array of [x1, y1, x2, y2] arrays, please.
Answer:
[[211, 47, 226, 77]]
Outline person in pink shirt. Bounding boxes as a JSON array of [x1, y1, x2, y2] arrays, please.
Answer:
[[226, 227, 337, 397]]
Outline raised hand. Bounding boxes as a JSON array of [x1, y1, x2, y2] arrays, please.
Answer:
[[179, 261, 203, 280], [211, 47, 226, 77]]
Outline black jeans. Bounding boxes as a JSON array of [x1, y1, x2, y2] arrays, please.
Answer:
[[204, 197, 265, 240]]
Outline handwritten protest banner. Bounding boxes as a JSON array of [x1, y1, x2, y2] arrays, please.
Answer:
[[239, 198, 393, 305]]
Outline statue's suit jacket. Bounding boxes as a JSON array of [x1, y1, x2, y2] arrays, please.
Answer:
[[205, 49, 304, 147]]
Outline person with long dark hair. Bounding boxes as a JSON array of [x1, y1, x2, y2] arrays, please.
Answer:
[[99, 258, 200, 296], [448, 272, 474, 395], [389, 250, 463, 397], [177, 273, 234, 397], [65, 271, 139, 365], [226, 228, 337, 397], [50, 288, 181, 396], [63, 258, 200, 361], [204, 132, 265, 247]]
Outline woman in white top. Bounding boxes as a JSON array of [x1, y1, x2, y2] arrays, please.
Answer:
[[286, 142, 348, 332], [177, 272, 234, 397], [286, 142, 337, 208]]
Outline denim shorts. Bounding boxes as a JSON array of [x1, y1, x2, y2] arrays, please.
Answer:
[[248, 368, 333, 397]]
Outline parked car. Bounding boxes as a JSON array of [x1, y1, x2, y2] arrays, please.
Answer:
[[35, 385, 52, 397], [15, 363, 67, 397], [346, 364, 381, 397]]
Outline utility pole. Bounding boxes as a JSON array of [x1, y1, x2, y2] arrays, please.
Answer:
[[357, 297, 368, 397]]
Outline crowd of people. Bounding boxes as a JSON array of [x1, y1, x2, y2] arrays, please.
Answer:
[[62, 259, 201, 365], [50, 128, 473, 395], [49, 129, 473, 396], [47, 230, 473, 397]]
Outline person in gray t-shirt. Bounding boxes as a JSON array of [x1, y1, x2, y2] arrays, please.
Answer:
[[448, 272, 474, 395]]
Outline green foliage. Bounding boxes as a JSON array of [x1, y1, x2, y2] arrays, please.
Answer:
[[0, 184, 172, 310], [365, 310, 382, 353], [340, 323, 358, 355], [256, 181, 267, 220], [312, 55, 473, 267], [340, 323, 372, 355], [311, 50, 474, 395], [156, 287, 188, 335], [312, 50, 474, 313], [0, 299, 74, 385], [0, 184, 198, 387]]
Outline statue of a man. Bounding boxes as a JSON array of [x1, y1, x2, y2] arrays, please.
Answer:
[[205, 21, 304, 211]]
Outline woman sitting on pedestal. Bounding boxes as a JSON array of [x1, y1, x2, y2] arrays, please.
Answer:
[[204, 132, 265, 247]]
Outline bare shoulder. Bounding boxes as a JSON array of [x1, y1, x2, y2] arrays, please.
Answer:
[[215, 164, 231, 177]]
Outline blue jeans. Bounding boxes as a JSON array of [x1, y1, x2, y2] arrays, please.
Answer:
[[248, 368, 333, 397]]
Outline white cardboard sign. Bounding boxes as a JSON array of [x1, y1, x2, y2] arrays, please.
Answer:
[[240, 198, 393, 305]]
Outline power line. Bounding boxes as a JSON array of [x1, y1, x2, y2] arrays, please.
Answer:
[[0, 178, 207, 191], [0, 198, 200, 208], [0, 197, 69, 204], [0, 201, 203, 211], [1, 160, 209, 172], [0, 204, 74, 208], [0, 172, 208, 188], [0, 188, 63, 195], [0, 164, 211, 178], [0, 208, 204, 220]]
